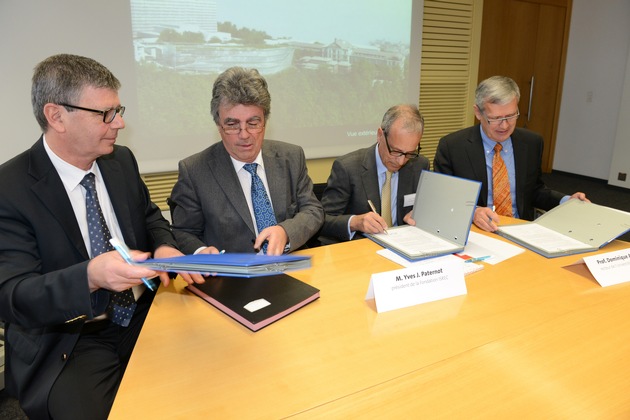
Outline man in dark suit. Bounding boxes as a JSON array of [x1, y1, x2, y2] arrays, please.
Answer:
[[434, 75, 588, 232], [319, 104, 429, 243], [170, 67, 324, 255], [0, 54, 203, 419]]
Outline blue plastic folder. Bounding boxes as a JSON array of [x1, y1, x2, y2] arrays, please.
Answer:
[[136, 253, 312, 277]]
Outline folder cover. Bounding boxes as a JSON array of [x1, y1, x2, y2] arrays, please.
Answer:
[[186, 274, 320, 331], [136, 253, 311, 277], [497, 199, 630, 258], [365, 170, 481, 261]]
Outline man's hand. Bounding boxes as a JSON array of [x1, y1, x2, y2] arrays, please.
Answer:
[[255, 225, 289, 255], [473, 207, 500, 232], [350, 212, 388, 234], [570, 192, 590, 202], [87, 250, 159, 292], [153, 245, 206, 287]]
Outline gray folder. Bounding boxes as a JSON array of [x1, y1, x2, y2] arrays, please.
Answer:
[[365, 170, 481, 261], [497, 199, 630, 258]]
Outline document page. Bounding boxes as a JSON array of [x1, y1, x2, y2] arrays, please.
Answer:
[[371, 226, 458, 255], [498, 223, 593, 254]]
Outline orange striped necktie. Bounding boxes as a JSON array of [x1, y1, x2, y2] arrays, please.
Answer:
[[492, 143, 513, 217]]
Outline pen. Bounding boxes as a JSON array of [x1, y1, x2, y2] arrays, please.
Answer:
[[109, 238, 157, 291], [367, 199, 389, 235], [465, 255, 491, 263], [219, 250, 226, 254]]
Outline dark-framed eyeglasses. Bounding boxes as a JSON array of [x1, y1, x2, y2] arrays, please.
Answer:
[[383, 130, 421, 159], [59, 103, 125, 124], [220, 120, 265, 135], [483, 110, 520, 126]]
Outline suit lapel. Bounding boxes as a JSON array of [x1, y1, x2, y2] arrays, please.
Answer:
[[28, 139, 89, 259], [511, 130, 528, 217], [98, 155, 137, 246], [262, 143, 287, 221], [361, 145, 381, 210], [209, 143, 256, 235], [467, 127, 489, 206]]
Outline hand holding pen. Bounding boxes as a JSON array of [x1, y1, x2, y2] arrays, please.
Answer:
[[363, 199, 389, 235]]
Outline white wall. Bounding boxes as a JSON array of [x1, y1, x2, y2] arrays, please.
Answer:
[[608, 42, 630, 188], [554, 0, 630, 182]]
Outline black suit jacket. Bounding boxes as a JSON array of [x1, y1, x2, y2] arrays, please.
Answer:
[[320, 144, 430, 241], [433, 125, 564, 221], [0, 137, 177, 419]]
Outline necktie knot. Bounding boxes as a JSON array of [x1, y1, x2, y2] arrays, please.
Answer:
[[494, 143, 503, 153], [243, 163, 258, 176], [80, 172, 97, 192]]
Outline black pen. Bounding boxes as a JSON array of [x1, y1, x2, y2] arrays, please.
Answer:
[[367, 199, 389, 235]]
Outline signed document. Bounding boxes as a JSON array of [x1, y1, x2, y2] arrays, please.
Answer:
[[497, 200, 630, 258]]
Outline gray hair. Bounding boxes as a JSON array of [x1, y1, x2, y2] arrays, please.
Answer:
[[475, 76, 520, 114], [210, 67, 271, 125], [380, 104, 424, 136], [31, 54, 120, 131]]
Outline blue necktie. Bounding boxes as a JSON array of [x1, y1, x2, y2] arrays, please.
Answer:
[[80, 173, 136, 327], [243, 163, 277, 253]]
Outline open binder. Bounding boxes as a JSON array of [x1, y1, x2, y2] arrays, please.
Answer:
[[497, 199, 630, 258], [365, 170, 481, 261], [136, 253, 311, 277]]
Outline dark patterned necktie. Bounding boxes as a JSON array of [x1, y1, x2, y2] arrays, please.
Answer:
[[80, 173, 136, 327], [243, 163, 277, 254]]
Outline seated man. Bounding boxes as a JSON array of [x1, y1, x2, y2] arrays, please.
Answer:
[[0, 54, 202, 420], [433, 75, 588, 232], [319, 104, 429, 243], [170, 67, 324, 255]]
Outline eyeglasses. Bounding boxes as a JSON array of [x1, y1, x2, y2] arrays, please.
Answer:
[[383, 131, 420, 159], [483, 110, 520, 126], [220, 120, 265, 135], [59, 103, 125, 124]]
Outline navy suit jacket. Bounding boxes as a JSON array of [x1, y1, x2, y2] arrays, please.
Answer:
[[0, 137, 177, 419], [320, 144, 430, 241], [433, 125, 564, 221]]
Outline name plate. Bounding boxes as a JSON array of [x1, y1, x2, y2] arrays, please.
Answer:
[[582, 248, 630, 287], [365, 257, 467, 313]]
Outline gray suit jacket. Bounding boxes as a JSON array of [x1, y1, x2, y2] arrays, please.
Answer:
[[320, 144, 430, 241], [433, 125, 564, 221], [170, 140, 324, 253]]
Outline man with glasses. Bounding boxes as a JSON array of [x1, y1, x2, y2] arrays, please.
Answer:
[[170, 66, 324, 255], [319, 104, 429, 243], [0, 54, 203, 419], [434, 75, 588, 232]]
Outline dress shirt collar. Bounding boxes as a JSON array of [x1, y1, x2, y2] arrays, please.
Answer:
[[43, 135, 101, 193], [479, 125, 513, 155], [230, 151, 265, 174]]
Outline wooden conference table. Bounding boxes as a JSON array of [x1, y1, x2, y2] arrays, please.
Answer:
[[110, 223, 630, 419]]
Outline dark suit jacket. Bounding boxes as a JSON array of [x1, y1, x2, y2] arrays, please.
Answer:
[[433, 125, 564, 221], [0, 137, 177, 419], [170, 140, 324, 254], [319, 144, 430, 241]]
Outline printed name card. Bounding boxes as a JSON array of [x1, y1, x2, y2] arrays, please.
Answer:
[[365, 257, 467, 313], [582, 248, 630, 287]]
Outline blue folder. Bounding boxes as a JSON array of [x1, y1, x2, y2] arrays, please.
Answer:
[[137, 253, 311, 277]]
